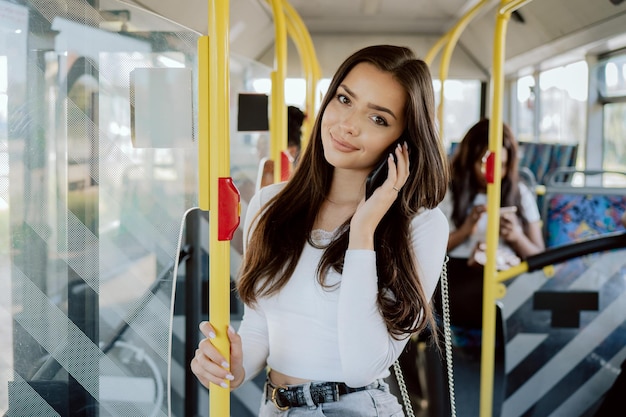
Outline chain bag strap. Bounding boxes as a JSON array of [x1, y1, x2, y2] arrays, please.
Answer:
[[439, 256, 457, 416], [393, 256, 456, 417], [392, 358, 416, 417]]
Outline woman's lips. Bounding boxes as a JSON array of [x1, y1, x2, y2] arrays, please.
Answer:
[[330, 132, 358, 152]]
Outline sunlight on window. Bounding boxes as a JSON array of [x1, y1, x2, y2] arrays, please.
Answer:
[[596, 53, 626, 98], [605, 62, 618, 88], [0, 56, 6, 93], [433, 79, 481, 146], [251, 77, 310, 109], [603, 103, 626, 176], [538, 61, 588, 142], [317, 78, 331, 110], [284, 78, 306, 107], [251, 78, 269, 96], [517, 75, 535, 102], [540, 61, 588, 101], [515, 75, 536, 142]]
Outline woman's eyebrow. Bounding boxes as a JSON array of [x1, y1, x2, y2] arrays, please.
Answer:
[[339, 84, 398, 120]]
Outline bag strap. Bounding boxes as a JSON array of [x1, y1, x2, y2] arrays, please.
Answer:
[[393, 255, 456, 417], [393, 358, 415, 417], [439, 256, 457, 416]]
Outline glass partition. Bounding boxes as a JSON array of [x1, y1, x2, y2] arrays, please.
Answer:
[[0, 1, 200, 415]]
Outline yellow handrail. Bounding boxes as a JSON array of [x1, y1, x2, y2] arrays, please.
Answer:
[[203, 0, 240, 416], [499, 0, 533, 14], [496, 261, 529, 282], [424, 33, 450, 67], [425, 0, 499, 66], [436, 0, 490, 140], [283, 1, 320, 148], [268, 0, 288, 183], [198, 37, 210, 212], [481, 1, 533, 416]]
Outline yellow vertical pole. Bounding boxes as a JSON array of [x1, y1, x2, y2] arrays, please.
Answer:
[[198, 37, 210, 212], [284, 1, 320, 148], [269, 0, 288, 183], [203, 0, 240, 416], [481, 1, 533, 416], [435, 0, 489, 140]]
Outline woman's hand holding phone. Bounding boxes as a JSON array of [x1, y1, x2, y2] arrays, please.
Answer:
[[499, 206, 517, 215], [365, 146, 397, 200], [349, 141, 409, 249], [499, 207, 524, 243]]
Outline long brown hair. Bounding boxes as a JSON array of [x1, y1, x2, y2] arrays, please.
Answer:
[[237, 45, 449, 339], [449, 118, 527, 229]]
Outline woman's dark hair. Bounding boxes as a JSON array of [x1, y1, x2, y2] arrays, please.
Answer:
[[287, 105, 305, 150], [238, 45, 449, 339], [449, 118, 528, 229]]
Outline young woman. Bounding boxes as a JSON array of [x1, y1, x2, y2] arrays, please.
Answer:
[[439, 118, 544, 329], [191, 45, 450, 416], [443, 119, 544, 270]]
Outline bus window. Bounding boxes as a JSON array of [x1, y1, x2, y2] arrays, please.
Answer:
[[515, 74, 535, 142], [433, 79, 482, 147], [599, 53, 626, 182], [603, 102, 626, 179], [513, 63, 588, 147], [538, 61, 588, 144]]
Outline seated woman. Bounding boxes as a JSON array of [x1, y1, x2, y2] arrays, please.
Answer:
[[439, 118, 545, 330], [435, 118, 546, 416]]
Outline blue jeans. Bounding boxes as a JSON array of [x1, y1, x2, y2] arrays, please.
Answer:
[[257, 379, 405, 417]]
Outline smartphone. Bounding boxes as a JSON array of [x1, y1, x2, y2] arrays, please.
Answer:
[[499, 206, 518, 215], [365, 141, 400, 199]]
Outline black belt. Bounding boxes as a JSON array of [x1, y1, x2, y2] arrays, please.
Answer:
[[265, 379, 379, 410]]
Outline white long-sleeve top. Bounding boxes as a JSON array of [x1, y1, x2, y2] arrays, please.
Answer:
[[237, 182, 449, 387]]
